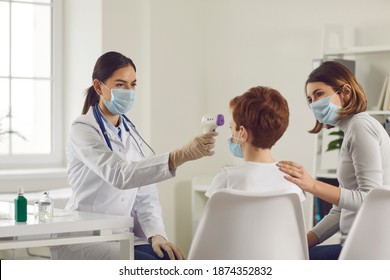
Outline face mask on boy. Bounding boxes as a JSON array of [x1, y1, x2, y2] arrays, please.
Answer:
[[228, 132, 243, 158]]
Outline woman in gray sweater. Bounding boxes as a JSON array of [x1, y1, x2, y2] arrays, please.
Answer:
[[278, 61, 390, 259]]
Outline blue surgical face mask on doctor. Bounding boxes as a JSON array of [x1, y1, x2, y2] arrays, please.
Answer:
[[101, 82, 136, 115], [309, 93, 341, 126], [228, 133, 243, 158]]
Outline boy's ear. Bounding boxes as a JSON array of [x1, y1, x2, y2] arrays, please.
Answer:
[[239, 126, 249, 142]]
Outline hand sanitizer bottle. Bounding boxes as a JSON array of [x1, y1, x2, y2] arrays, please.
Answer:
[[38, 192, 54, 223], [15, 186, 27, 222]]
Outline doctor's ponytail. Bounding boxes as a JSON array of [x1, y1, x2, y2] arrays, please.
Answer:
[[82, 86, 99, 114], [81, 51, 136, 115]]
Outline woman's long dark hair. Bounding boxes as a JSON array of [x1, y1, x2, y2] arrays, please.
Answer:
[[82, 51, 136, 114]]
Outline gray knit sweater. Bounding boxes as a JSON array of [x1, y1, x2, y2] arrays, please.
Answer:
[[312, 112, 390, 245]]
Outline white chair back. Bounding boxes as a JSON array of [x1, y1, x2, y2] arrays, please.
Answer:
[[188, 189, 309, 260], [339, 187, 390, 260]]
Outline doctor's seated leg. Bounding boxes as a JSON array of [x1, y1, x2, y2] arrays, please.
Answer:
[[135, 244, 170, 260]]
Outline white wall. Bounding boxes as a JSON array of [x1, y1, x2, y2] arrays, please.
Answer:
[[64, 0, 103, 134], [63, 0, 390, 255], [102, 0, 152, 140]]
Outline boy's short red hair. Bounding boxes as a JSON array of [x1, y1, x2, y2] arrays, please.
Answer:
[[230, 86, 289, 149]]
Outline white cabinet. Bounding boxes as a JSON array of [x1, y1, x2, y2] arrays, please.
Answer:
[[191, 176, 212, 236]]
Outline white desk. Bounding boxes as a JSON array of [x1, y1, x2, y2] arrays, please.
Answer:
[[0, 202, 134, 259]]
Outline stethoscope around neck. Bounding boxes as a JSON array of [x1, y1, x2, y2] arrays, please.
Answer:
[[92, 104, 155, 156]]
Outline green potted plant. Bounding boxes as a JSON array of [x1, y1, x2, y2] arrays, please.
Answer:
[[326, 130, 344, 152]]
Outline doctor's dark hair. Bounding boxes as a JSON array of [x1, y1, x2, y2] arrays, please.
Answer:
[[305, 61, 367, 133], [82, 51, 136, 114], [230, 86, 289, 149]]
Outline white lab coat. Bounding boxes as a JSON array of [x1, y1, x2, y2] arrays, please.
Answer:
[[64, 107, 175, 246]]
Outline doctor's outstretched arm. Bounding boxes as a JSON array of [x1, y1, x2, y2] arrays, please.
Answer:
[[69, 120, 218, 189]]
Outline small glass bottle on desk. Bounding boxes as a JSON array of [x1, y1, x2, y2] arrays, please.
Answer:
[[38, 192, 54, 223]]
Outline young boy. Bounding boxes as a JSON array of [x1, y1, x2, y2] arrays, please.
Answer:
[[206, 86, 305, 201]]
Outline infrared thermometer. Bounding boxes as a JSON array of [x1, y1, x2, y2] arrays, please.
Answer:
[[201, 114, 224, 134]]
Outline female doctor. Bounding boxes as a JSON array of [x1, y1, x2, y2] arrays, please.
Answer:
[[51, 51, 217, 260]]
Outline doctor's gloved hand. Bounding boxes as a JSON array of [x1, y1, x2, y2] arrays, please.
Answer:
[[169, 131, 218, 169], [149, 235, 186, 260]]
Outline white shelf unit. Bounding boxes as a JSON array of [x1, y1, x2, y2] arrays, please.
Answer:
[[314, 25, 390, 178], [367, 110, 390, 115], [324, 45, 390, 57]]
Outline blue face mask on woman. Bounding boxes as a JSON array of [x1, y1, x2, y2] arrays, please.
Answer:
[[101, 83, 136, 115], [228, 133, 243, 158], [309, 93, 341, 126]]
